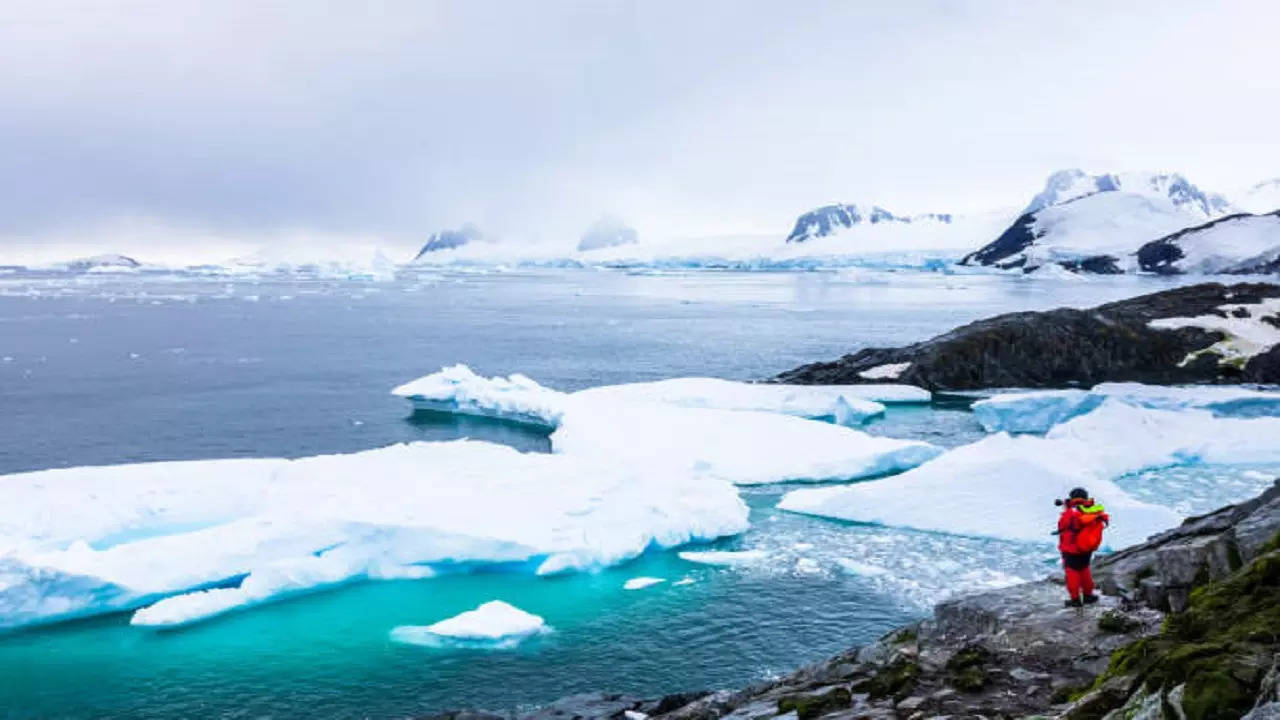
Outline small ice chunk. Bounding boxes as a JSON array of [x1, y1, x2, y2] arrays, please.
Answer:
[[390, 600, 549, 647], [391, 365, 565, 428], [673, 577, 696, 586], [623, 576, 666, 590], [678, 550, 769, 566]]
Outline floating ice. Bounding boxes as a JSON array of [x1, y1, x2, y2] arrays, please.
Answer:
[[391, 366, 932, 431], [552, 397, 941, 486], [0, 440, 747, 630], [972, 382, 1280, 433], [391, 364, 565, 428], [781, 402, 1280, 547], [623, 577, 665, 590], [389, 601, 549, 648], [677, 550, 769, 566], [572, 377, 894, 424]]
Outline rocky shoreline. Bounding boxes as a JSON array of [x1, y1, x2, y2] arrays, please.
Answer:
[[775, 282, 1280, 389], [425, 482, 1279, 720]]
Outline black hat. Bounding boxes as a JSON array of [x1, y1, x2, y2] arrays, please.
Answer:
[[1069, 487, 1089, 500]]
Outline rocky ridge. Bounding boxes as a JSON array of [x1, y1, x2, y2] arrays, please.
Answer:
[[422, 482, 1280, 720], [775, 282, 1280, 389]]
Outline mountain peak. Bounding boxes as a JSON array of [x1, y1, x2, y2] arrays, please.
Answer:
[[1022, 169, 1233, 219], [785, 203, 951, 243]]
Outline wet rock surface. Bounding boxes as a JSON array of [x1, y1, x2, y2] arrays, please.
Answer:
[[424, 484, 1278, 720], [774, 282, 1280, 389]]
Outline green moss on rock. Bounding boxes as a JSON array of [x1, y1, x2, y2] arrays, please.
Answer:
[[777, 686, 851, 720], [945, 644, 994, 693], [1091, 545, 1280, 720], [1097, 611, 1141, 634], [854, 657, 919, 702]]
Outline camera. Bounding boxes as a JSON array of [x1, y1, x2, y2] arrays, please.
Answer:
[[1054, 498, 1065, 506]]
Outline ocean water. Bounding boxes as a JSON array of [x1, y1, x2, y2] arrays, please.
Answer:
[[0, 268, 1263, 719]]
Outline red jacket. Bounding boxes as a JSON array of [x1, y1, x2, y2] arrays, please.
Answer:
[[1058, 498, 1109, 554]]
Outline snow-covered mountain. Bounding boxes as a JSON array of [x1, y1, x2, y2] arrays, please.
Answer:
[[785, 203, 952, 243], [577, 216, 638, 251], [1239, 178, 1280, 214], [962, 170, 1236, 273], [413, 224, 484, 259], [1021, 169, 1234, 219], [1137, 210, 1280, 275]]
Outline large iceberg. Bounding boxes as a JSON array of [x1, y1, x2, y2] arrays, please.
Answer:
[[972, 382, 1280, 433], [552, 397, 941, 486], [392, 366, 932, 429], [779, 401, 1280, 547], [389, 600, 550, 648], [0, 440, 747, 630]]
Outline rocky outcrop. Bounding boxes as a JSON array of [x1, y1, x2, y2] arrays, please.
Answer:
[[414, 225, 484, 258], [775, 282, 1280, 389], [424, 483, 1279, 720], [1137, 211, 1280, 275]]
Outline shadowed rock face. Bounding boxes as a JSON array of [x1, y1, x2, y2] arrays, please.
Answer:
[[775, 282, 1280, 390]]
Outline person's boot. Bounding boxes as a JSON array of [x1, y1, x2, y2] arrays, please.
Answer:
[[1082, 593, 1100, 605], [1064, 597, 1083, 608]]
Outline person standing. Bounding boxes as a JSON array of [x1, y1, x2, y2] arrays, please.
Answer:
[[1057, 487, 1109, 608]]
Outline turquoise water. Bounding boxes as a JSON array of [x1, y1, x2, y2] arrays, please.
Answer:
[[0, 269, 1234, 718]]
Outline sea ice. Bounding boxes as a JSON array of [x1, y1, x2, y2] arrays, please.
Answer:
[[623, 577, 665, 590], [391, 366, 932, 431], [389, 600, 549, 648], [972, 382, 1280, 433], [0, 440, 747, 630], [571, 377, 894, 424], [677, 550, 769, 566], [780, 402, 1280, 547], [391, 364, 565, 428], [552, 397, 941, 486]]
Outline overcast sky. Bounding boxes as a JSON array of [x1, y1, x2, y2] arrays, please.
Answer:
[[2, 0, 1279, 258]]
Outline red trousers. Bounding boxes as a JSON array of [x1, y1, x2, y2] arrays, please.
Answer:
[[1062, 552, 1094, 599]]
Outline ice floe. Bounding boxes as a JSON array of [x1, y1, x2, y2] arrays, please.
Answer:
[[552, 398, 942, 486], [971, 382, 1280, 433], [391, 365, 932, 430], [779, 401, 1280, 548], [389, 600, 549, 648], [572, 377, 890, 424], [623, 577, 666, 590], [677, 550, 769, 566], [0, 440, 747, 630], [391, 364, 565, 429]]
